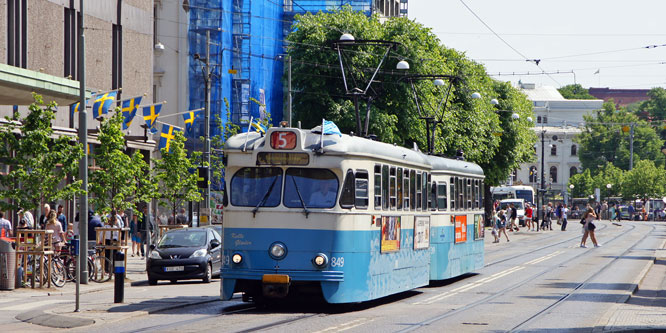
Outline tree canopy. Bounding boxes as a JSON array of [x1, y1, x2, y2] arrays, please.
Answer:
[[286, 7, 535, 174], [558, 84, 595, 100]]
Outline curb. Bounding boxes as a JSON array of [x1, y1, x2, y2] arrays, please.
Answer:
[[16, 297, 219, 329]]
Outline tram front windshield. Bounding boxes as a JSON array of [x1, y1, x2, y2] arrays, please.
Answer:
[[284, 168, 338, 208], [231, 167, 283, 207]]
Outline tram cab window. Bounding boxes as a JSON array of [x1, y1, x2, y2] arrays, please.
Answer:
[[437, 182, 447, 210], [284, 168, 338, 209], [374, 165, 382, 210], [382, 165, 389, 210], [339, 169, 355, 209], [480, 180, 485, 208], [230, 167, 283, 207], [474, 179, 480, 209], [410, 170, 416, 210], [355, 170, 369, 209], [422, 173, 429, 211], [416, 172, 422, 210], [397, 168, 403, 210], [389, 167, 397, 209], [450, 178, 456, 210]]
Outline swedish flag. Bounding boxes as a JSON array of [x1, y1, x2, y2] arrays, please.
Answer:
[[70, 102, 81, 116], [251, 118, 267, 134], [121, 96, 142, 130], [158, 124, 182, 153], [92, 91, 117, 119], [183, 110, 202, 132], [143, 104, 162, 130]]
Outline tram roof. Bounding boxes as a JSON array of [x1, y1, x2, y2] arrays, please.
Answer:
[[225, 127, 483, 176]]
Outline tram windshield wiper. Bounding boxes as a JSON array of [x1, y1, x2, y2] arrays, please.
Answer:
[[252, 176, 279, 218], [290, 176, 310, 218]]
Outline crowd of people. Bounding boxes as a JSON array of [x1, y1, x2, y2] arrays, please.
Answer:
[[490, 200, 602, 248]]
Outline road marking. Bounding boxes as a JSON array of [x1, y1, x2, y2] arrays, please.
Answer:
[[0, 299, 69, 311], [314, 318, 373, 333], [0, 298, 18, 305]]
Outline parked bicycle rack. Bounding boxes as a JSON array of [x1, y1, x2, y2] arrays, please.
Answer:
[[94, 227, 130, 282], [15, 230, 54, 288]]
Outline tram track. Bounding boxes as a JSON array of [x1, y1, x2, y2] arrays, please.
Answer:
[[397, 223, 639, 332], [484, 223, 609, 268], [508, 223, 657, 332]]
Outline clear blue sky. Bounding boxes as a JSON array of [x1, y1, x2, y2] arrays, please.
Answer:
[[409, 0, 666, 90]]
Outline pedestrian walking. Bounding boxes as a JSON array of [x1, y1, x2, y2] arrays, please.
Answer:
[[525, 204, 534, 231], [561, 204, 569, 231], [88, 210, 104, 242], [556, 203, 563, 225], [38, 203, 51, 229], [532, 204, 539, 231], [17, 209, 34, 229], [491, 214, 499, 243], [496, 210, 509, 242], [130, 214, 140, 257], [580, 207, 601, 248], [509, 203, 519, 232], [57, 204, 67, 232], [176, 208, 188, 226], [138, 206, 155, 258], [545, 203, 553, 230]]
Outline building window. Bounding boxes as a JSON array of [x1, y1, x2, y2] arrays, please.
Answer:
[[543, 116, 548, 123], [7, 0, 27, 68], [537, 116, 541, 123], [570, 166, 578, 178], [550, 166, 558, 183], [571, 144, 577, 156], [551, 144, 557, 156], [64, 5, 78, 79]]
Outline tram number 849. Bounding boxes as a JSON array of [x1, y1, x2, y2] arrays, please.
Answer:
[[330, 257, 344, 267]]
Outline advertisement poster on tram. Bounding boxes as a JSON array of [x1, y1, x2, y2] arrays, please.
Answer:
[[455, 215, 467, 243], [414, 216, 430, 250], [474, 214, 484, 240], [381, 216, 401, 252]]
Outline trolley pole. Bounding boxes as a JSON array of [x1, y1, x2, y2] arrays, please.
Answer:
[[77, 0, 89, 286]]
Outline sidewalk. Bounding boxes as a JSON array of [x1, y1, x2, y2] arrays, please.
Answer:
[[2, 252, 219, 329], [595, 235, 666, 331]]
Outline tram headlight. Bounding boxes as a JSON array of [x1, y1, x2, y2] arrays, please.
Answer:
[[269, 242, 287, 260], [231, 253, 243, 264], [312, 253, 328, 268]]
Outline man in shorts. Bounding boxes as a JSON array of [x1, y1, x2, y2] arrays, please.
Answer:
[[509, 203, 519, 232]]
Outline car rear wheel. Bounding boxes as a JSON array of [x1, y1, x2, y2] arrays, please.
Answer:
[[203, 263, 212, 283]]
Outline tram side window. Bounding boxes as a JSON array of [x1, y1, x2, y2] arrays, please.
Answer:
[[403, 169, 410, 210], [416, 172, 422, 210], [355, 170, 369, 209], [467, 178, 472, 209], [410, 170, 416, 210], [480, 180, 485, 208], [450, 177, 456, 210], [389, 166, 397, 209], [374, 165, 382, 210], [230, 167, 283, 207], [423, 173, 429, 211], [397, 167, 403, 210], [474, 179, 480, 209], [430, 182, 437, 210], [339, 169, 355, 209], [437, 182, 447, 210], [382, 165, 389, 210]]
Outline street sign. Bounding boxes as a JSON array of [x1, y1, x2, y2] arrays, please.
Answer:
[[197, 166, 209, 189]]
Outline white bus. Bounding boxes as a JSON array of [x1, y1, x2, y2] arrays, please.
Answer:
[[491, 185, 535, 205]]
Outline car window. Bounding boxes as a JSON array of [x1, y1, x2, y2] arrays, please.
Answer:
[[158, 231, 207, 248], [211, 228, 221, 242]]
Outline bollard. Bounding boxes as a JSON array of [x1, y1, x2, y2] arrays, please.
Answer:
[[114, 251, 125, 303]]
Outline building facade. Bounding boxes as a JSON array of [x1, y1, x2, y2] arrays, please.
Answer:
[[0, 0, 155, 220], [513, 83, 604, 201]]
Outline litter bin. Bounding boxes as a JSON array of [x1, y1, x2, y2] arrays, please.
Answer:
[[0, 239, 16, 290]]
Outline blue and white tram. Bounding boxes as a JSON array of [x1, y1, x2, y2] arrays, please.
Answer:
[[220, 127, 485, 303]]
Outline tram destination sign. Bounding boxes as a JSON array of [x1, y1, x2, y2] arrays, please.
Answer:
[[257, 152, 309, 165]]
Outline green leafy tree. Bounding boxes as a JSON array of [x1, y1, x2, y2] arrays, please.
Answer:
[[287, 8, 536, 221], [89, 111, 155, 217], [558, 84, 595, 100], [153, 131, 202, 219], [568, 169, 594, 198], [576, 100, 664, 171], [0, 94, 84, 219], [622, 160, 666, 200], [591, 163, 625, 198], [203, 98, 239, 193]]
